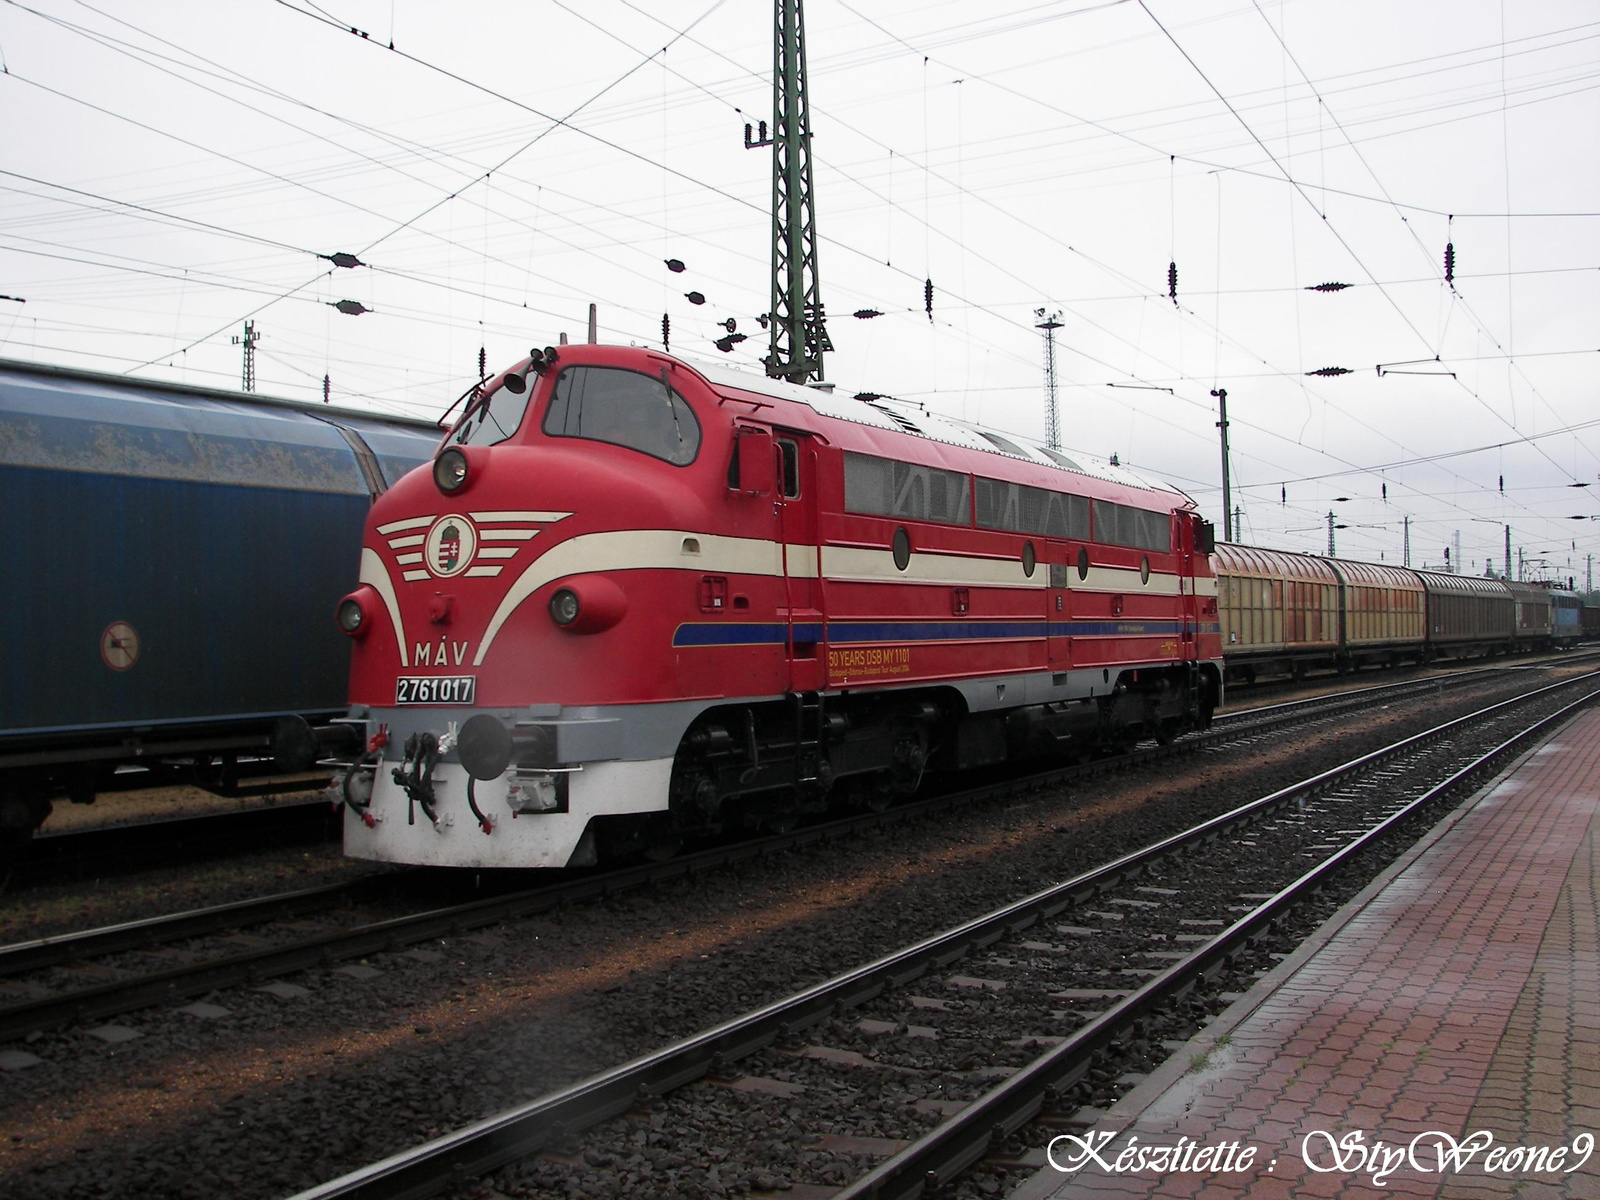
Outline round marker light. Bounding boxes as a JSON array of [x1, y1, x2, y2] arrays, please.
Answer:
[[336, 597, 365, 635], [550, 588, 580, 626], [434, 447, 469, 493]]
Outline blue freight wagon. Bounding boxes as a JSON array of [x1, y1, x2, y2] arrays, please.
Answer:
[[0, 358, 442, 856]]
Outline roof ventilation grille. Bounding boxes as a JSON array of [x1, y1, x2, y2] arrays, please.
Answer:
[[863, 401, 923, 435]]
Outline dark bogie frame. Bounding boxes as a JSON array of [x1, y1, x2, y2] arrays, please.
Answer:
[[646, 663, 1220, 854]]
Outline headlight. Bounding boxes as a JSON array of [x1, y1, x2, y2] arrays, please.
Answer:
[[336, 596, 365, 635], [434, 447, 469, 493], [546, 576, 628, 634], [550, 588, 580, 626]]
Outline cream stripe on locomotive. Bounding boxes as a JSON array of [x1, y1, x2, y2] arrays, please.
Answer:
[[470, 510, 573, 523], [476, 530, 801, 664], [1074, 565, 1184, 597], [821, 545, 1035, 588], [471, 529, 1202, 666], [359, 547, 412, 667]]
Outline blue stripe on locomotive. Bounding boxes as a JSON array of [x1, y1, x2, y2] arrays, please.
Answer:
[[672, 618, 1209, 647]]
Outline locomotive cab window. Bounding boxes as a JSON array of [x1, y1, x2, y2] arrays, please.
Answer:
[[726, 432, 800, 495], [778, 438, 800, 498], [544, 365, 700, 466], [450, 383, 530, 447]]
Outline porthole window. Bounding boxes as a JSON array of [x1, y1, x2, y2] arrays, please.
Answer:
[[1022, 541, 1036, 578], [1077, 547, 1090, 581], [892, 527, 911, 571], [1140, 556, 1151, 585]]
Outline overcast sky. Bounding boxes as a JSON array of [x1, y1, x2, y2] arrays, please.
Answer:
[[3, 0, 1597, 581]]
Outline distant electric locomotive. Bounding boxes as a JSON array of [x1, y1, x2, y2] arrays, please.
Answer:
[[325, 344, 1223, 868]]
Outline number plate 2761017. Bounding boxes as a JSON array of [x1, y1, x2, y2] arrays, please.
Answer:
[[395, 676, 476, 706]]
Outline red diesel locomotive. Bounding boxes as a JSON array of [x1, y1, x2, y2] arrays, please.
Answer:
[[325, 343, 1224, 868]]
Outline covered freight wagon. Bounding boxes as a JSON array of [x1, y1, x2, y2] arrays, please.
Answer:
[[1506, 580, 1554, 645], [1327, 558, 1425, 669], [1415, 570, 1514, 658], [1213, 543, 1341, 680], [0, 358, 441, 853]]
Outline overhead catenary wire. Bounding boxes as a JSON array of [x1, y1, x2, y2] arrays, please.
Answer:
[[2, 0, 1593, 559]]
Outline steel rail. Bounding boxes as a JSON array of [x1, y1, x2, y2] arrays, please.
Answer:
[[0, 871, 409, 977], [836, 681, 1600, 1198], [285, 672, 1600, 1200]]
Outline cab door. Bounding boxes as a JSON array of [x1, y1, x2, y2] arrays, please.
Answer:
[[1047, 555, 1072, 669], [774, 433, 825, 693], [1179, 515, 1199, 661]]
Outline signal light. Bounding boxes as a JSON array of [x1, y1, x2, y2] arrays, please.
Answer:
[[434, 447, 469, 493]]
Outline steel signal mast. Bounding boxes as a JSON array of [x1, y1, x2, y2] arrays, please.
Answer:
[[1035, 310, 1063, 449], [754, 0, 831, 384]]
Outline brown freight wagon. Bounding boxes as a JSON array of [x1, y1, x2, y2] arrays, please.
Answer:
[[1328, 558, 1426, 670], [1506, 580, 1555, 646], [1213, 543, 1342, 681], [1413, 570, 1514, 660]]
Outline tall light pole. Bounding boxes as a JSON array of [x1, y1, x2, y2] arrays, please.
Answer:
[[1211, 388, 1231, 541]]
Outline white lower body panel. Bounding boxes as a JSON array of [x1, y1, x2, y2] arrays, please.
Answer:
[[343, 757, 672, 868]]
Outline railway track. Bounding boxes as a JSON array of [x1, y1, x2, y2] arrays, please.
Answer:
[[282, 671, 1600, 1200], [0, 663, 1587, 1046], [8, 795, 338, 888]]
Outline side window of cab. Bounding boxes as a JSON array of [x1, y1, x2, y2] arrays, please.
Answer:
[[543, 365, 701, 466], [450, 384, 529, 447]]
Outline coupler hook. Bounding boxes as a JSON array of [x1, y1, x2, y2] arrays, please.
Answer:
[[393, 732, 443, 830], [341, 726, 387, 827]]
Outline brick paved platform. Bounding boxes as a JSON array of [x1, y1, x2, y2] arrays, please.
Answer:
[[1014, 702, 1600, 1200]]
